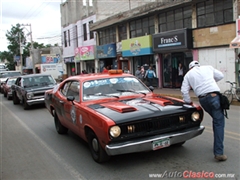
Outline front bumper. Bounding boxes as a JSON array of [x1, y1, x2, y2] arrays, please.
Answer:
[[105, 125, 205, 156], [27, 98, 45, 105]]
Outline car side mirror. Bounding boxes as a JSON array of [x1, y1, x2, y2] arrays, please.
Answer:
[[149, 86, 154, 92], [67, 96, 75, 105]]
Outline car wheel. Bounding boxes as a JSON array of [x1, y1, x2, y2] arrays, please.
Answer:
[[172, 141, 185, 147], [13, 92, 20, 105], [87, 131, 110, 163], [54, 111, 68, 134], [23, 98, 30, 110]]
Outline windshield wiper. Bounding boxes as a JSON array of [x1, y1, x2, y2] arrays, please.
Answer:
[[86, 93, 119, 98], [116, 89, 146, 95]]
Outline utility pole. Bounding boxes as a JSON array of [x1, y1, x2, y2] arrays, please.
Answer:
[[21, 23, 35, 74], [19, 32, 23, 74]]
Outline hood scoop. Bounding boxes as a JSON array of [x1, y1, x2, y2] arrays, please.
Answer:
[[143, 97, 174, 106], [100, 101, 137, 113]]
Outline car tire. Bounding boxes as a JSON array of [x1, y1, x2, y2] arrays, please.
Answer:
[[23, 97, 30, 110], [54, 111, 68, 134], [87, 131, 110, 163], [13, 92, 20, 105]]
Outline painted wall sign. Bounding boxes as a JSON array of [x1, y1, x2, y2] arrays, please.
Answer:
[[122, 35, 153, 57], [97, 43, 116, 59], [75, 45, 95, 61], [41, 54, 60, 64], [153, 28, 193, 52]]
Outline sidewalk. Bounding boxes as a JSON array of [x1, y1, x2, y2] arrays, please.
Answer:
[[153, 88, 240, 106]]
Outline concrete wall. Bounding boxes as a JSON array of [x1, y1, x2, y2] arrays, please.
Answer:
[[193, 24, 236, 48], [95, 0, 155, 21]]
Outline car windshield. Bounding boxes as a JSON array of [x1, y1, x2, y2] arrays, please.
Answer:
[[7, 78, 17, 85], [1, 72, 21, 78], [83, 77, 150, 101], [23, 75, 56, 88]]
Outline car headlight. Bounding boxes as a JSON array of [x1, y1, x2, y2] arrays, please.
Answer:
[[109, 126, 121, 138], [191, 111, 200, 121], [26, 92, 34, 99]]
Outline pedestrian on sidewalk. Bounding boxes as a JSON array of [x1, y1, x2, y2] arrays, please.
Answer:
[[135, 65, 143, 81], [144, 66, 156, 87], [181, 60, 227, 161]]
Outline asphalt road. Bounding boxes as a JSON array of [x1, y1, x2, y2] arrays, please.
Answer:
[[1, 96, 240, 180]]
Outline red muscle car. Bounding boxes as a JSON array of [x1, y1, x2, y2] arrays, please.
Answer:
[[44, 70, 204, 163]]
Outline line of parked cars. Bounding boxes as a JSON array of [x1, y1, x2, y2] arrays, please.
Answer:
[[0, 70, 57, 109], [1, 69, 205, 163]]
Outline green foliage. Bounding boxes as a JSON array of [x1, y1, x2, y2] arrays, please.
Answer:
[[3, 23, 59, 67], [6, 23, 25, 56], [0, 51, 15, 70]]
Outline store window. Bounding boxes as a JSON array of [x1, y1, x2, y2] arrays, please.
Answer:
[[83, 23, 87, 41], [68, 30, 71, 46], [118, 24, 127, 41], [130, 16, 154, 38], [162, 52, 192, 88], [196, 0, 233, 28], [158, 6, 192, 33], [99, 27, 116, 45], [89, 21, 94, 39], [64, 31, 67, 47]]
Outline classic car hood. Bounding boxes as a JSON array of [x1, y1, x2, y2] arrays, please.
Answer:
[[88, 96, 196, 124], [25, 85, 56, 92]]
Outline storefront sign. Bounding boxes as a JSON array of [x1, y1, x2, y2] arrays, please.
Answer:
[[97, 43, 117, 59], [122, 35, 153, 57], [153, 28, 193, 52], [75, 45, 95, 61], [116, 42, 122, 53], [64, 57, 74, 63]]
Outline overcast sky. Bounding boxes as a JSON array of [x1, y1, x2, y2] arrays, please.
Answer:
[[0, 0, 66, 52]]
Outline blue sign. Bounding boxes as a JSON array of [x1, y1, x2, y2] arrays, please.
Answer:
[[122, 47, 153, 57], [97, 43, 116, 59], [14, 56, 20, 62]]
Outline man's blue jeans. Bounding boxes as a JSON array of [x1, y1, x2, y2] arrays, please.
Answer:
[[199, 94, 225, 156]]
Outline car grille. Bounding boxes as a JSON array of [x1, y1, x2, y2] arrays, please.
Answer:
[[32, 91, 47, 99], [112, 113, 201, 142]]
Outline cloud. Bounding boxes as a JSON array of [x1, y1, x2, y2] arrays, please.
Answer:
[[0, 0, 62, 52]]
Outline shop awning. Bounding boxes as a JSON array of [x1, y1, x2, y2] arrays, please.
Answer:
[[229, 36, 240, 48]]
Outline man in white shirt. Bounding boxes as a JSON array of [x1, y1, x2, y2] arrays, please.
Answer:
[[181, 60, 227, 161]]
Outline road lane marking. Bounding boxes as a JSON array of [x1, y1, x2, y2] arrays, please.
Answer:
[[205, 126, 240, 137], [1, 102, 87, 180], [204, 129, 240, 141]]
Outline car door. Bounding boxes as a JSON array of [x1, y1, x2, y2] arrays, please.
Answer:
[[63, 81, 80, 133], [54, 81, 71, 122], [15, 77, 23, 101]]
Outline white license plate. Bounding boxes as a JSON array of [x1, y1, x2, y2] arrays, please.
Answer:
[[152, 138, 170, 150]]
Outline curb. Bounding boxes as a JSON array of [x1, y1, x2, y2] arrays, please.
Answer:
[[158, 94, 240, 106]]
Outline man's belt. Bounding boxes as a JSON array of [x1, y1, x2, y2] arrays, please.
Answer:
[[198, 91, 219, 98]]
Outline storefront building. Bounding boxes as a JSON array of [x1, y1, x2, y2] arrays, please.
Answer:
[[97, 43, 117, 72], [153, 28, 193, 88], [122, 35, 154, 76], [64, 56, 75, 77], [75, 45, 96, 74]]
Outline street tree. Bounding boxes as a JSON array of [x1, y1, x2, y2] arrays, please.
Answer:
[[0, 51, 15, 70]]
